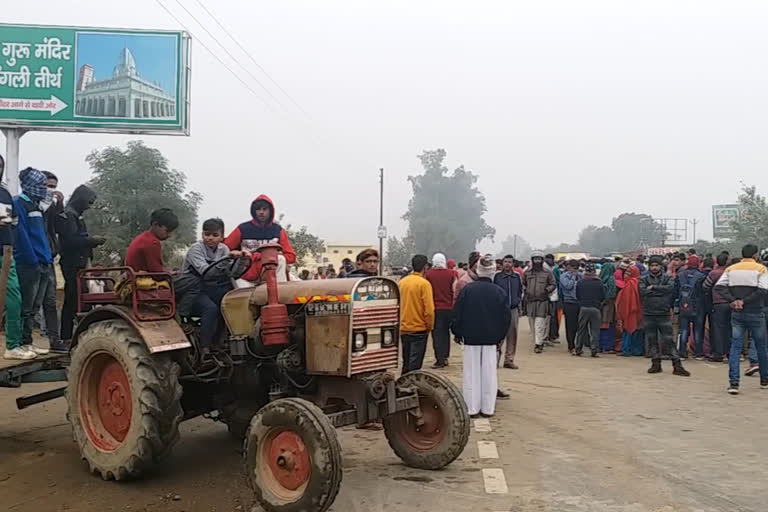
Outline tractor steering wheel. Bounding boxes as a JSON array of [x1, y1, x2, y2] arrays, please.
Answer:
[[201, 254, 253, 282]]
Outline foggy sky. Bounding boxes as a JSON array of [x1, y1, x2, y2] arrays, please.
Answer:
[[3, 0, 766, 255]]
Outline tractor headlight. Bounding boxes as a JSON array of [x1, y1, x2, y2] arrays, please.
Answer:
[[382, 329, 395, 347], [353, 332, 367, 352]]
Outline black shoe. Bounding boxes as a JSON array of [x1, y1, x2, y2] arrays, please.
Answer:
[[709, 356, 723, 363], [431, 361, 446, 369], [728, 383, 740, 395], [470, 413, 481, 419], [534, 345, 543, 353], [673, 364, 691, 377], [480, 412, 495, 418], [590, 352, 599, 358], [647, 360, 662, 374], [49, 342, 70, 354], [496, 389, 510, 400], [571, 351, 582, 357]]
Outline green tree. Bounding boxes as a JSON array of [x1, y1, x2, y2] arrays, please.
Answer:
[[611, 213, 665, 250], [577, 225, 618, 255], [386, 236, 414, 268], [497, 234, 532, 260], [86, 141, 201, 268], [402, 149, 495, 260], [277, 214, 325, 267], [730, 184, 768, 249]]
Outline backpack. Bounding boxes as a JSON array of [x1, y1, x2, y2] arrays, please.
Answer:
[[678, 269, 699, 313]]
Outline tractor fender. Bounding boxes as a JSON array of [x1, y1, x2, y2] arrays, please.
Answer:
[[72, 305, 191, 354]]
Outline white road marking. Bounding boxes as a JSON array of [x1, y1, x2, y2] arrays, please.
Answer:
[[477, 440, 499, 459], [474, 418, 492, 432], [482, 468, 508, 494]]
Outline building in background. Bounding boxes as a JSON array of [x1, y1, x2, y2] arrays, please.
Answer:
[[305, 243, 373, 273], [75, 47, 175, 119]]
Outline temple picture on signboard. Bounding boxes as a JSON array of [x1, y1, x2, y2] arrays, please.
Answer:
[[74, 32, 178, 119]]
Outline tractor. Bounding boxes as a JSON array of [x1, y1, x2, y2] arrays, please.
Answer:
[[65, 245, 470, 512]]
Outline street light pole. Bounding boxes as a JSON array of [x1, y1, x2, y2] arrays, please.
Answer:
[[378, 168, 384, 275], [690, 218, 699, 245]]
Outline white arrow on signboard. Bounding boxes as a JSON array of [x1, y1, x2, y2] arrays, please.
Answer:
[[0, 95, 68, 116]]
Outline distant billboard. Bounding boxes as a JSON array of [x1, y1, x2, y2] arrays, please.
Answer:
[[0, 23, 190, 134], [712, 204, 741, 239]]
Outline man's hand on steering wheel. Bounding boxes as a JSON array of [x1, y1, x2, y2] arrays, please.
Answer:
[[201, 253, 253, 281]]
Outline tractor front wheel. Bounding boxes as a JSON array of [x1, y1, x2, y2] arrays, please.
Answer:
[[384, 370, 470, 470], [244, 398, 342, 512], [66, 320, 183, 480]]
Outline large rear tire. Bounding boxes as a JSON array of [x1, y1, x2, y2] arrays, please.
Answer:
[[244, 398, 342, 512], [66, 320, 183, 480], [384, 370, 470, 469]]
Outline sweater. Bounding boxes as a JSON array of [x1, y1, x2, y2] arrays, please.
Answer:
[[714, 258, 768, 313], [576, 276, 605, 309], [13, 195, 52, 266], [452, 277, 511, 345], [125, 231, 164, 272], [425, 267, 456, 310], [560, 271, 581, 304], [399, 272, 435, 333]]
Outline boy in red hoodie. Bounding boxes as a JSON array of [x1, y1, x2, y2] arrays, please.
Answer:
[[224, 195, 296, 283]]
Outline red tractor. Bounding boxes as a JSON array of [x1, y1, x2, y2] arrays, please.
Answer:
[[65, 245, 470, 512]]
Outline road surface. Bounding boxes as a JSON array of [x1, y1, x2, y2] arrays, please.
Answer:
[[1, 323, 766, 512]]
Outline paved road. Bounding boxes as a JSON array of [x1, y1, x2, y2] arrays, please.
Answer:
[[1, 323, 766, 512]]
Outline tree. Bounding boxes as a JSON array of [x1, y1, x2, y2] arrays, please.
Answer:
[[386, 236, 414, 268], [86, 141, 201, 268], [577, 225, 618, 256], [611, 213, 665, 251], [497, 234, 532, 260], [730, 184, 768, 249], [402, 149, 495, 260], [278, 215, 325, 267]]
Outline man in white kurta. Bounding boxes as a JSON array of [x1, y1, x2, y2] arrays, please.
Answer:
[[453, 255, 512, 417]]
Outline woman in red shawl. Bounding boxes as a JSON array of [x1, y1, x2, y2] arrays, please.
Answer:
[[616, 265, 644, 356]]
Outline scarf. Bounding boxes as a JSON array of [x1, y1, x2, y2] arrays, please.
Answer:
[[599, 262, 617, 299], [615, 265, 642, 334]]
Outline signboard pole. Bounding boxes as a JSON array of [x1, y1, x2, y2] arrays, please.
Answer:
[[1, 128, 24, 194]]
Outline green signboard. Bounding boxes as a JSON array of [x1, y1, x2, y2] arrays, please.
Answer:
[[712, 204, 740, 239], [0, 23, 190, 134]]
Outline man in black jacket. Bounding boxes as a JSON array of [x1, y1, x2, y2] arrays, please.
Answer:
[[493, 254, 523, 370], [575, 263, 604, 357], [639, 255, 690, 376], [453, 255, 511, 418], [56, 185, 105, 342]]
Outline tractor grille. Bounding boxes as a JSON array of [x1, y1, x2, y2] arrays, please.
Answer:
[[352, 305, 399, 329], [350, 346, 399, 374]]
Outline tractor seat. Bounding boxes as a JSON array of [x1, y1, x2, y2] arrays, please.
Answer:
[[80, 291, 120, 304]]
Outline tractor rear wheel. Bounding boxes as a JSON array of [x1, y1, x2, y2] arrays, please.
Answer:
[[66, 320, 183, 480], [384, 370, 470, 470], [244, 398, 342, 512]]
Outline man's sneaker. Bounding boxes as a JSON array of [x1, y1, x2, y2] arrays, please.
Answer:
[[728, 383, 740, 395], [673, 365, 691, 377], [695, 356, 706, 361], [590, 352, 599, 358], [496, 389, 510, 400], [503, 362, 519, 370], [49, 342, 70, 354], [745, 365, 760, 377], [24, 344, 50, 355], [4, 347, 37, 360], [534, 345, 543, 354], [647, 360, 662, 374], [761, 381, 768, 390]]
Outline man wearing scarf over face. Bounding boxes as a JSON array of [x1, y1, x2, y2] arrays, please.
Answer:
[[453, 255, 510, 418], [13, 168, 55, 355], [524, 251, 556, 353]]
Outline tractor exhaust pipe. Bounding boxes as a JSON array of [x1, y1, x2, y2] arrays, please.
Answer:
[[257, 244, 291, 346]]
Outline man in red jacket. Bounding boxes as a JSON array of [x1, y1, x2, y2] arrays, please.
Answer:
[[224, 195, 296, 284], [426, 253, 456, 369]]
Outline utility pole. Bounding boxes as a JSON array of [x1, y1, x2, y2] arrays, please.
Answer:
[[377, 168, 385, 275], [690, 218, 699, 245], [513, 234, 517, 257]]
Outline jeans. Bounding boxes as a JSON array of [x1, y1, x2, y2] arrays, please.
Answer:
[[37, 263, 60, 344], [645, 315, 680, 362], [575, 306, 600, 354], [432, 310, 453, 365], [710, 304, 732, 360], [60, 264, 82, 341], [729, 311, 768, 384], [678, 312, 703, 357], [562, 302, 580, 351], [1, 252, 22, 350], [16, 263, 52, 345], [401, 332, 428, 373]]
